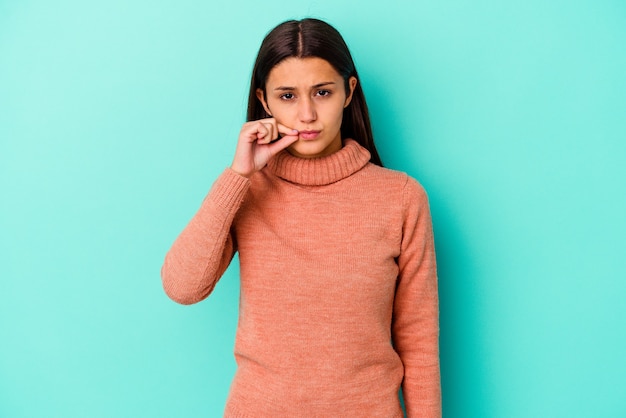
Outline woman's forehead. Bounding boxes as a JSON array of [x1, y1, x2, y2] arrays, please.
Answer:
[[266, 57, 342, 89]]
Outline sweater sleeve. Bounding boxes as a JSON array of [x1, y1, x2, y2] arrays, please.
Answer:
[[161, 168, 250, 305], [392, 176, 441, 417]]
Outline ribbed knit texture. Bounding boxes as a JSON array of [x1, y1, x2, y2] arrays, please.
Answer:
[[162, 140, 441, 417], [267, 138, 371, 186]]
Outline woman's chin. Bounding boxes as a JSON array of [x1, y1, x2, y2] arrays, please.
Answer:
[[287, 137, 342, 159]]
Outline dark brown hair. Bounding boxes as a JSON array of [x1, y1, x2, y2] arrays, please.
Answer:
[[247, 18, 382, 166]]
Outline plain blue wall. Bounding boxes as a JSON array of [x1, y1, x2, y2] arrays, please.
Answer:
[[1, 0, 625, 416]]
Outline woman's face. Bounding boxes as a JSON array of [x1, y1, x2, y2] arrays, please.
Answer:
[[257, 57, 357, 159]]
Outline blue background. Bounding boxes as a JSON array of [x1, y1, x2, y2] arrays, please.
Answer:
[[1, 0, 625, 416]]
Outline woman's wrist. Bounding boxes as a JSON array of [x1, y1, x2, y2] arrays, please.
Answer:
[[230, 164, 253, 178]]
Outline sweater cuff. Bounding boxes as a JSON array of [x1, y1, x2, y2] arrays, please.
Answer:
[[206, 168, 251, 212]]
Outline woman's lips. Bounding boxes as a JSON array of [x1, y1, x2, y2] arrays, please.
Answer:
[[298, 130, 321, 140]]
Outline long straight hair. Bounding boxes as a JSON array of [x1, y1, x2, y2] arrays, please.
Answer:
[[247, 18, 382, 166]]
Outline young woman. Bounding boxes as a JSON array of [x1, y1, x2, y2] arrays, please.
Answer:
[[162, 18, 441, 417]]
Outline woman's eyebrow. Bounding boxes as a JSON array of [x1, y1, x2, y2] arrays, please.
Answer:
[[312, 81, 335, 88], [274, 81, 336, 91]]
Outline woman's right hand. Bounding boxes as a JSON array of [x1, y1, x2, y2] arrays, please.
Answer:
[[230, 118, 299, 178]]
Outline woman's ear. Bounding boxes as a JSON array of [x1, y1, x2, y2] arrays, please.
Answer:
[[256, 88, 272, 116], [344, 76, 358, 108]]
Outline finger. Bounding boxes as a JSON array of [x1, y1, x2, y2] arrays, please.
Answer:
[[258, 122, 277, 143], [240, 121, 260, 143], [242, 121, 266, 141], [267, 122, 279, 143], [253, 118, 279, 142], [277, 123, 298, 137], [255, 122, 270, 142], [266, 130, 299, 155]]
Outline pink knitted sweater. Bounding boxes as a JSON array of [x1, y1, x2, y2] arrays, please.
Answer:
[[161, 140, 441, 417]]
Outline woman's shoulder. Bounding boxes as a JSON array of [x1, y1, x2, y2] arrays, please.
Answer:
[[360, 163, 428, 201]]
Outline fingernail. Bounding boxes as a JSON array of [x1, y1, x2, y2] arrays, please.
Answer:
[[291, 129, 298, 133]]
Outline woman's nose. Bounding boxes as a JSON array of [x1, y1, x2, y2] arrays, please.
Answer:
[[298, 97, 317, 123]]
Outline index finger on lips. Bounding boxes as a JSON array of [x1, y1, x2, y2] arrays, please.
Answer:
[[277, 123, 299, 138]]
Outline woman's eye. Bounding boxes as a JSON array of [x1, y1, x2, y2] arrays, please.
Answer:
[[280, 93, 295, 100], [317, 90, 331, 97]]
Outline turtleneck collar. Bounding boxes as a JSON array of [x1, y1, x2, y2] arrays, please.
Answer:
[[266, 139, 371, 186]]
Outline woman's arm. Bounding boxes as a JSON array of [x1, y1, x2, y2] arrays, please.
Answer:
[[392, 176, 441, 417], [162, 118, 297, 304], [161, 169, 250, 304]]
